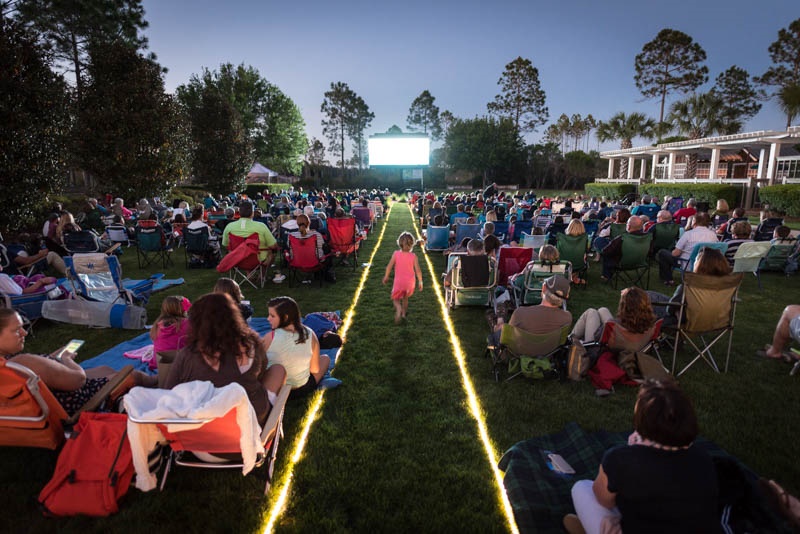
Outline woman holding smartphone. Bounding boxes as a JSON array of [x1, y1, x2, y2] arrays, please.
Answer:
[[0, 309, 156, 415]]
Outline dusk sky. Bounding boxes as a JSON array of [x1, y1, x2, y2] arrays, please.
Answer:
[[141, 0, 796, 155]]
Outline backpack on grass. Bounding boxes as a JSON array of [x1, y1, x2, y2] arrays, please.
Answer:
[[38, 412, 134, 517]]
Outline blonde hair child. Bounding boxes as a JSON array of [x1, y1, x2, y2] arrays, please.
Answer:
[[382, 232, 423, 324]]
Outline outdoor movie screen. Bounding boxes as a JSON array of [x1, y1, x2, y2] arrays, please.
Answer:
[[368, 135, 430, 166]]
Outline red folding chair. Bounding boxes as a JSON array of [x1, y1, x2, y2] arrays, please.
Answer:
[[218, 233, 271, 289], [287, 234, 328, 286], [126, 383, 291, 495], [497, 246, 534, 286], [328, 217, 363, 271]]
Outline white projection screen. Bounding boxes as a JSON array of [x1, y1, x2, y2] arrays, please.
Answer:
[[368, 135, 430, 166]]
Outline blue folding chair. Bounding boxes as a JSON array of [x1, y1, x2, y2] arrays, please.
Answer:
[[512, 220, 534, 243], [425, 225, 450, 252], [454, 223, 481, 244], [676, 242, 728, 273]]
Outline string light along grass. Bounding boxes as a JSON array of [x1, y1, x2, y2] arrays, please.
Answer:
[[409, 203, 519, 534], [263, 204, 394, 533]]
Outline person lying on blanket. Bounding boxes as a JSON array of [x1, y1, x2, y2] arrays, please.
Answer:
[[0, 309, 157, 416], [564, 379, 718, 534]]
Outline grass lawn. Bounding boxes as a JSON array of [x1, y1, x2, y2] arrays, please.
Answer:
[[2, 200, 799, 533]]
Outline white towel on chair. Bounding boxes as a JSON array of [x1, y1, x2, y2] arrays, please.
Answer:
[[125, 381, 265, 492]]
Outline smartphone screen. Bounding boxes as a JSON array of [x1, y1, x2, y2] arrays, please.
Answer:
[[64, 340, 85, 353]]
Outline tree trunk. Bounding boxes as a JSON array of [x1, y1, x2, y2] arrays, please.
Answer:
[[618, 159, 628, 180], [340, 122, 345, 177], [686, 153, 698, 179], [71, 32, 82, 103]]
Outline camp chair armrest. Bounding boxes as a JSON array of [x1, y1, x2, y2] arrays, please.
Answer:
[[651, 301, 680, 309], [66, 365, 134, 426], [260, 384, 291, 443]]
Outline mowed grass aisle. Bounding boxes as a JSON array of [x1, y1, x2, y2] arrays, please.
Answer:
[[273, 202, 508, 532]]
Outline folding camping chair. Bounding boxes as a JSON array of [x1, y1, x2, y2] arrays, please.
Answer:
[[677, 242, 728, 273], [533, 215, 551, 232], [486, 323, 570, 382], [497, 246, 533, 287], [444, 254, 497, 310], [609, 233, 652, 289], [596, 318, 665, 364], [0, 291, 50, 334], [220, 233, 271, 289], [609, 223, 627, 240], [351, 206, 373, 233], [125, 383, 291, 495], [63, 230, 102, 254], [184, 226, 219, 268], [754, 217, 785, 242], [286, 234, 327, 287], [666, 272, 744, 376], [425, 225, 450, 252], [759, 241, 798, 273], [512, 260, 571, 308], [493, 221, 510, 243], [136, 225, 172, 269], [731, 241, 771, 290], [105, 224, 131, 248], [666, 197, 683, 214], [651, 222, 680, 255], [327, 217, 363, 271], [0, 359, 133, 449], [556, 233, 589, 284], [65, 253, 153, 305], [511, 220, 534, 243], [454, 223, 481, 244], [521, 233, 547, 250]]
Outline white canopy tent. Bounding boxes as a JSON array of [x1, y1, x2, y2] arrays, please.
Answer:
[[247, 163, 278, 181]]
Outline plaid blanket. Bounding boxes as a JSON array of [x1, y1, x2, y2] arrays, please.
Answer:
[[499, 422, 626, 534], [498, 423, 759, 534]]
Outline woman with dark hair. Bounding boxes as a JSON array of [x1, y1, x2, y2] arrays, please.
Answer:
[[264, 296, 330, 399], [0, 309, 155, 416], [164, 293, 285, 425], [571, 287, 656, 344], [565, 380, 718, 534]]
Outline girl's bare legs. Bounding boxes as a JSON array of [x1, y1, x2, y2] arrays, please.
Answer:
[[393, 299, 403, 324], [401, 296, 409, 318]]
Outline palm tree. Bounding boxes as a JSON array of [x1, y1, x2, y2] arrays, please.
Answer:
[[596, 112, 656, 179], [778, 83, 800, 128], [667, 92, 726, 179]]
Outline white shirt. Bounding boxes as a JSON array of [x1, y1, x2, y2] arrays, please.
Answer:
[[674, 226, 718, 261]]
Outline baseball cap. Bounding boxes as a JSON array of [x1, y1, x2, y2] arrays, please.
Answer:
[[544, 275, 570, 300]]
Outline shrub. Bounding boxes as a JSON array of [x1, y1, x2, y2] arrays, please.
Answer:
[[639, 184, 741, 208], [584, 183, 636, 200], [758, 185, 800, 217]]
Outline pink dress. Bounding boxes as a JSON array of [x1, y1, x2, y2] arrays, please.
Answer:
[[391, 250, 416, 300], [152, 319, 190, 370]]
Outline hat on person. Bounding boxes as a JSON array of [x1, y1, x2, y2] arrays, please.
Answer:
[[543, 275, 570, 300]]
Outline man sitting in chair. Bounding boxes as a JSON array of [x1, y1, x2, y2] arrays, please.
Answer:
[[489, 275, 571, 346], [655, 212, 716, 286], [221, 202, 279, 279], [600, 215, 649, 282]]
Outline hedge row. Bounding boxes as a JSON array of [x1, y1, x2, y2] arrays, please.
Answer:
[[639, 184, 742, 208], [758, 185, 800, 217], [584, 183, 636, 199]]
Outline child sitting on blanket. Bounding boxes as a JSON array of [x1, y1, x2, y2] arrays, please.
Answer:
[[149, 295, 191, 370], [213, 277, 253, 321]]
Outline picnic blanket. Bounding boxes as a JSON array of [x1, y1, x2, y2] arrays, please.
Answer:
[[82, 317, 340, 379], [498, 422, 785, 534]]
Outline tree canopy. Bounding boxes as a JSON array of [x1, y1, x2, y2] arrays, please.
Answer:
[[710, 66, 763, 134], [0, 20, 70, 232], [407, 90, 442, 140], [486, 56, 549, 134], [756, 18, 800, 128], [176, 63, 306, 175], [73, 41, 191, 200], [16, 0, 149, 102], [634, 28, 709, 125], [445, 116, 525, 186]]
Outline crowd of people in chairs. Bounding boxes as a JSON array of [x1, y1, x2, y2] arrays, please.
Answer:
[[414, 186, 800, 533]]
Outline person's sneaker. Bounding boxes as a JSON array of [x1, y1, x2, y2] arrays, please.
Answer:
[[318, 377, 342, 390], [272, 273, 286, 283]]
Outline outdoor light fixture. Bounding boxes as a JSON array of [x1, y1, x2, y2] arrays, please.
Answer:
[[410, 204, 519, 534], [263, 205, 393, 533]]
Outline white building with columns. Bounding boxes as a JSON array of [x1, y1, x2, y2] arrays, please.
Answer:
[[598, 126, 800, 207]]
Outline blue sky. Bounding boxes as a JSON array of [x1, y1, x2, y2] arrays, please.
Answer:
[[141, 0, 796, 154]]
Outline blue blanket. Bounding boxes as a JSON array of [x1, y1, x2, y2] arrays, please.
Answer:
[[82, 317, 339, 377]]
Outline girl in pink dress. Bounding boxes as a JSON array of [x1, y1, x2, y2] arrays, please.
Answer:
[[149, 295, 191, 370], [382, 232, 423, 323]]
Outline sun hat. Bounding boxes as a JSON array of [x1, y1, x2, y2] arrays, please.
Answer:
[[544, 275, 570, 300]]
